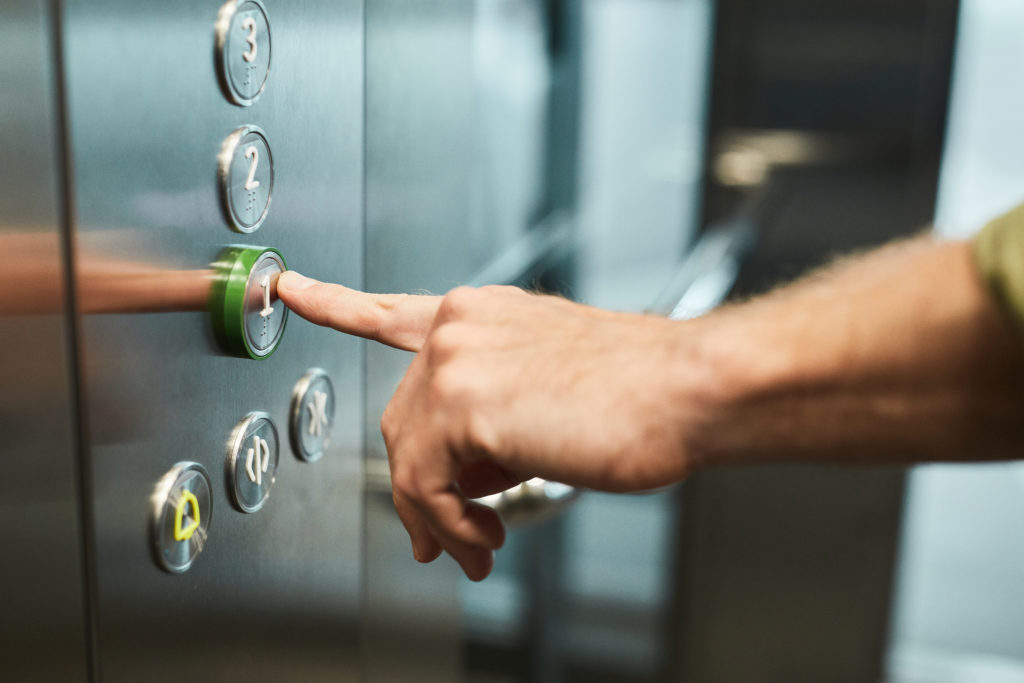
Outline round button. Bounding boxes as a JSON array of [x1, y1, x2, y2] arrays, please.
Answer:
[[215, 0, 272, 106], [226, 412, 280, 513], [151, 462, 214, 574], [209, 245, 288, 360], [290, 368, 336, 463], [218, 125, 273, 233]]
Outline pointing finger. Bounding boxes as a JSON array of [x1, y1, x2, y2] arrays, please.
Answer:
[[278, 270, 441, 352]]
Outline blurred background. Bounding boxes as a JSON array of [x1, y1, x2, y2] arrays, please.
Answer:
[[429, 1, 1024, 681], [3, 0, 1023, 681]]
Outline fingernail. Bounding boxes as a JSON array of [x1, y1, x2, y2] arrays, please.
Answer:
[[280, 270, 316, 291], [412, 541, 426, 563]]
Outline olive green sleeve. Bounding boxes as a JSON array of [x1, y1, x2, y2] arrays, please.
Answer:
[[972, 202, 1024, 331]]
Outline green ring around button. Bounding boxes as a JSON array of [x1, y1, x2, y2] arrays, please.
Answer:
[[210, 245, 287, 360]]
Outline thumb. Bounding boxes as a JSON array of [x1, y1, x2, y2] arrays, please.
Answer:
[[278, 270, 441, 352]]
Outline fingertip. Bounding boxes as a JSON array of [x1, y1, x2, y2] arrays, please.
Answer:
[[462, 550, 495, 582], [412, 538, 443, 564], [278, 270, 317, 294]]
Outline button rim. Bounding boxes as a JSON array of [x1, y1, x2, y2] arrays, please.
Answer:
[[209, 245, 288, 360], [226, 410, 280, 514], [289, 368, 336, 463], [217, 124, 274, 234], [214, 0, 272, 107], [150, 461, 214, 574]]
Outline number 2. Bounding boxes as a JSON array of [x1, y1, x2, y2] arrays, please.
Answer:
[[243, 145, 260, 191], [241, 17, 258, 63]]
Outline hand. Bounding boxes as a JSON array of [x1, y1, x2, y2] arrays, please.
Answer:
[[277, 272, 695, 580]]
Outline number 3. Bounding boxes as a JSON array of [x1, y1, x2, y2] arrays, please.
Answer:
[[241, 17, 257, 63], [243, 145, 260, 191]]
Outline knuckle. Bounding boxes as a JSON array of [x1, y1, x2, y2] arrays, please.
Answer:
[[425, 324, 464, 361], [438, 286, 480, 320], [465, 411, 501, 457], [429, 365, 468, 404], [390, 464, 420, 501], [369, 293, 410, 343]]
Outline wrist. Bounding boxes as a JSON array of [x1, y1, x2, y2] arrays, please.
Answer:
[[665, 304, 796, 473]]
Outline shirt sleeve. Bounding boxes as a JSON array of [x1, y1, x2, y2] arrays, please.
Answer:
[[972, 202, 1024, 331]]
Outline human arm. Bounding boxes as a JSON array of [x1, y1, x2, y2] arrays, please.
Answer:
[[277, 235, 1024, 580]]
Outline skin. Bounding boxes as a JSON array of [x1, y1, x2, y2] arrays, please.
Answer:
[[277, 237, 1024, 580]]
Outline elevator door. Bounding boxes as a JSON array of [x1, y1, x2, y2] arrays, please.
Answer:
[[62, 1, 365, 680]]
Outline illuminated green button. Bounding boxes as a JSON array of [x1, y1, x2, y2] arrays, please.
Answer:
[[210, 245, 287, 359]]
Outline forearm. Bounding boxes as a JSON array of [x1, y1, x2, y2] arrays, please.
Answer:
[[681, 236, 1024, 468]]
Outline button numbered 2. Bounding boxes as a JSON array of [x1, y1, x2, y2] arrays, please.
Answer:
[[219, 125, 273, 234]]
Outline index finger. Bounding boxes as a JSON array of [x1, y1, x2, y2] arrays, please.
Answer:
[[277, 270, 441, 352]]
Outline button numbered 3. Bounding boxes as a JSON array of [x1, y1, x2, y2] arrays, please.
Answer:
[[215, 0, 272, 106]]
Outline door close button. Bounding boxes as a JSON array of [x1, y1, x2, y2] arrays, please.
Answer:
[[290, 368, 336, 463]]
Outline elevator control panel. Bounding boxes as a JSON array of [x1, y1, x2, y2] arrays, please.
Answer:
[[210, 245, 288, 359], [290, 368, 336, 462], [227, 411, 280, 513], [215, 0, 272, 106], [151, 462, 214, 574], [219, 125, 274, 233]]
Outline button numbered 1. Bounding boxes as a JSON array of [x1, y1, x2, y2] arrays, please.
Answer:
[[215, 0, 272, 106], [210, 245, 288, 360]]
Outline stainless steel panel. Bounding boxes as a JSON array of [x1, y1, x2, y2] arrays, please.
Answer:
[[363, 1, 474, 681], [62, 1, 364, 680], [0, 1, 90, 679]]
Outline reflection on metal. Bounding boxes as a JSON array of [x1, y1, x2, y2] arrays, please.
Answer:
[[366, 458, 579, 528], [0, 233, 214, 316], [0, 2, 91, 678], [477, 477, 580, 527], [650, 220, 754, 320], [713, 128, 896, 187], [467, 211, 574, 288]]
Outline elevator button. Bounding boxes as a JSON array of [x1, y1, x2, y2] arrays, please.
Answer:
[[227, 411, 280, 513], [290, 368, 336, 463], [210, 245, 288, 360], [215, 0, 271, 106], [151, 462, 214, 574], [218, 125, 273, 233]]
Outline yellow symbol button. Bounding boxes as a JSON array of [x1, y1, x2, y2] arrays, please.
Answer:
[[173, 490, 201, 542]]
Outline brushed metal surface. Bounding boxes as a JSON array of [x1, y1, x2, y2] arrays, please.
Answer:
[[62, 1, 364, 680], [0, 1, 90, 680]]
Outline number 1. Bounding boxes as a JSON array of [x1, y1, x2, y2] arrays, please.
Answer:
[[259, 275, 274, 318]]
